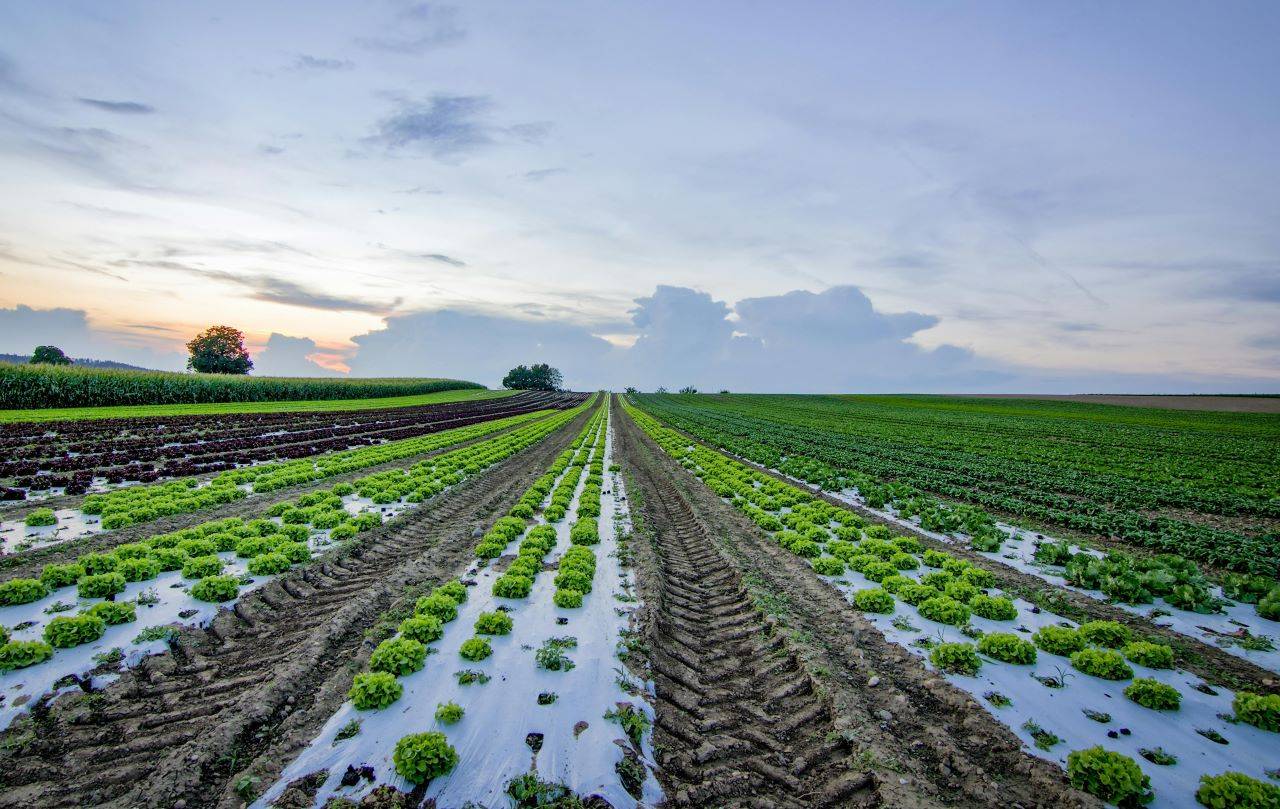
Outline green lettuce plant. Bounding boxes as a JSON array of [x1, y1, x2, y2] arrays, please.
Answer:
[[1066, 747, 1152, 807], [44, 614, 107, 647], [78, 572, 127, 599], [1232, 692, 1280, 732], [349, 671, 403, 709], [0, 640, 54, 670], [1033, 625, 1086, 656], [1123, 641, 1174, 669], [0, 577, 50, 605], [1071, 648, 1134, 680], [370, 637, 427, 675], [978, 632, 1037, 664], [930, 642, 982, 675], [399, 615, 445, 644], [1124, 678, 1181, 711], [1077, 620, 1132, 648], [853, 588, 895, 613], [459, 637, 492, 661], [1196, 772, 1280, 808], [191, 574, 240, 602], [475, 611, 514, 635], [393, 732, 458, 784]]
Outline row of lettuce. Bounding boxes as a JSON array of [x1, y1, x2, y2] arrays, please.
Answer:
[[622, 399, 1280, 809], [0, 403, 592, 674], [342, 405, 611, 789], [630, 397, 1280, 623]]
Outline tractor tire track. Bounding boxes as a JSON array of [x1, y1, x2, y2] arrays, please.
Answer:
[[615, 398, 878, 808], [0, 408, 590, 809]]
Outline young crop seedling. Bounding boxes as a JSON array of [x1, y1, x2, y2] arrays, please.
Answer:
[[434, 701, 465, 724]]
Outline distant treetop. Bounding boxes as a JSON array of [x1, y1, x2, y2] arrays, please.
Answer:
[[502, 363, 563, 391], [30, 345, 72, 366], [187, 325, 253, 375]]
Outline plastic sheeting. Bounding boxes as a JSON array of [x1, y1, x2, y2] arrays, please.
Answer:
[[255, 419, 662, 809]]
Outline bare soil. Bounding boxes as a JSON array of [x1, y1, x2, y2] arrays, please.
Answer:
[[0, 408, 590, 809], [614, 398, 1098, 809]]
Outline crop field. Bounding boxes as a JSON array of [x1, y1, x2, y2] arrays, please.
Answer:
[[0, 392, 1276, 809]]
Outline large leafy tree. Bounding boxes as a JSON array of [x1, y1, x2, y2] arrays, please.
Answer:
[[30, 345, 72, 365], [186, 325, 254, 374], [502, 363, 563, 391]]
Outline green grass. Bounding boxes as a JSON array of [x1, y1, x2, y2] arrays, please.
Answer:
[[0, 388, 514, 423]]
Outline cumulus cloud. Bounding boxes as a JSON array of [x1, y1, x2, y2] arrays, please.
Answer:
[[343, 284, 1277, 393], [347, 308, 615, 389], [253, 333, 340, 376], [0, 304, 184, 370]]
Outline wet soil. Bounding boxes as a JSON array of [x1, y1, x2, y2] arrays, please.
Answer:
[[0, 408, 590, 809], [614, 398, 1097, 809]]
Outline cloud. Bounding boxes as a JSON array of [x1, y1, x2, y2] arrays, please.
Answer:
[[420, 253, 466, 267], [522, 167, 566, 183], [342, 284, 1280, 393], [253, 333, 340, 376], [0, 304, 183, 370], [356, 3, 464, 54], [347, 308, 614, 389], [371, 95, 493, 156], [115, 260, 402, 315], [77, 98, 155, 114], [292, 54, 354, 72]]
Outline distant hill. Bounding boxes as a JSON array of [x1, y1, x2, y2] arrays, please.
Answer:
[[0, 353, 154, 372]]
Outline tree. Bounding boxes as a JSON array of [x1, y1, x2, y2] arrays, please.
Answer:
[[501, 363, 563, 391], [187, 326, 253, 374], [624, 386, 638, 395], [30, 345, 72, 365], [678, 386, 698, 394], [655, 386, 668, 394]]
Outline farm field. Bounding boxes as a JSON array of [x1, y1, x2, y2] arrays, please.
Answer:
[[0, 387, 513, 424], [0, 392, 1276, 809]]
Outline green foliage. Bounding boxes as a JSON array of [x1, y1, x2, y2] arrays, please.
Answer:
[[39, 563, 85, 589], [246, 552, 291, 576], [416, 593, 459, 622], [399, 615, 445, 644], [977, 632, 1037, 664], [117, 557, 161, 582], [393, 731, 458, 784], [78, 572, 126, 599], [190, 574, 240, 602], [186, 325, 253, 374], [898, 583, 939, 606], [30, 344, 72, 365], [1196, 772, 1280, 809], [1123, 641, 1174, 669], [1232, 692, 1280, 733], [1033, 625, 1087, 656], [930, 642, 982, 675], [434, 580, 469, 604], [0, 640, 54, 671], [1071, 648, 1134, 680], [493, 574, 534, 599], [502, 363, 563, 391], [1124, 678, 1181, 711], [943, 580, 979, 604], [535, 636, 578, 671], [181, 555, 224, 579], [435, 701, 465, 724], [86, 601, 137, 625], [862, 561, 898, 583], [917, 596, 971, 626], [1067, 747, 1153, 807], [475, 611, 514, 635], [24, 507, 57, 527], [1259, 589, 1280, 621], [970, 594, 1017, 621], [349, 671, 403, 710], [459, 637, 492, 661], [44, 614, 107, 647], [1078, 620, 1133, 648], [554, 589, 584, 608], [370, 637, 428, 675], [0, 577, 50, 605], [605, 702, 652, 746], [853, 588, 895, 613]]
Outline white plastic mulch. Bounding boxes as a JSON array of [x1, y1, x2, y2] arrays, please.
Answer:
[[255, 420, 663, 808]]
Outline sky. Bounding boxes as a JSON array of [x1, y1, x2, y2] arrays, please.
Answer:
[[0, 1, 1277, 392]]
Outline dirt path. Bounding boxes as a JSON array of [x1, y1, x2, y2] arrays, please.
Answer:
[[0, 408, 590, 809], [0, 413, 554, 579], [614, 398, 1097, 809]]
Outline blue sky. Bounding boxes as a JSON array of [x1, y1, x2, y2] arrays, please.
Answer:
[[0, 1, 1277, 391]]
